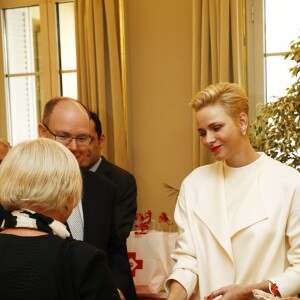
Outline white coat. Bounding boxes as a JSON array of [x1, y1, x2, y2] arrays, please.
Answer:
[[166, 154, 300, 300]]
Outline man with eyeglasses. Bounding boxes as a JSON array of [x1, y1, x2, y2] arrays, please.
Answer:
[[38, 96, 136, 300]]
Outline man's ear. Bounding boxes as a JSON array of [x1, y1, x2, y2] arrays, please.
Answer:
[[99, 134, 105, 149], [38, 123, 47, 138]]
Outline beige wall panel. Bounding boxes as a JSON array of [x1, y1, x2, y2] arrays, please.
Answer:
[[126, 0, 194, 226]]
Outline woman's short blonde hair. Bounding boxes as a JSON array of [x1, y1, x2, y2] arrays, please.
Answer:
[[0, 138, 82, 212], [190, 82, 249, 120]]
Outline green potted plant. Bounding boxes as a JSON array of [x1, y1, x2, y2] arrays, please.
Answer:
[[250, 35, 300, 171]]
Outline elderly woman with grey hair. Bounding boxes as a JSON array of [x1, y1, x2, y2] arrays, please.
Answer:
[[0, 138, 120, 300]]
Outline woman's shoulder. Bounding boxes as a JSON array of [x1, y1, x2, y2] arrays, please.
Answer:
[[64, 238, 107, 261], [261, 153, 300, 180], [57, 238, 109, 281], [184, 161, 222, 181]]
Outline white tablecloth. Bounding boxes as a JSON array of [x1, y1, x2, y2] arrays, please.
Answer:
[[127, 230, 178, 294]]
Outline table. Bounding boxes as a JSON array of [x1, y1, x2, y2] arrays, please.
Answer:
[[137, 291, 168, 299], [137, 292, 196, 300]]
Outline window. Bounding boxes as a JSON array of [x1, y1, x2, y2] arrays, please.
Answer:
[[264, 0, 300, 102], [57, 2, 77, 98], [3, 6, 40, 143], [246, 0, 300, 119], [0, 0, 76, 145]]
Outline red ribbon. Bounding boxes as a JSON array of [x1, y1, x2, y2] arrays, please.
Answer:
[[271, 283, 278, 297]]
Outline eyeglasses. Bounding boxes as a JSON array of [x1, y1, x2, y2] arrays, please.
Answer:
[[42, 123, 91, 146]]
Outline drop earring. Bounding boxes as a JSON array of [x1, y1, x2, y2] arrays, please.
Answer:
[[241, 127, 246, 135]]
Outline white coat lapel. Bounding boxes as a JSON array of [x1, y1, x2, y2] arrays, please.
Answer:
[[193, 162, 234, 261], [192, 162, 268, 261]]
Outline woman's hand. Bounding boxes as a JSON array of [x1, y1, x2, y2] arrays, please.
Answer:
[[206, 284, 250, 300], [206, 282, 270, 300]]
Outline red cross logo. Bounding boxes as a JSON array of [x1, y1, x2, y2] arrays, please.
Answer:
[[128, 252, 143, 277]]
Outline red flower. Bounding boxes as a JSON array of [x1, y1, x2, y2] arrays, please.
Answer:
[[159, 212, 173, 225], [134, 210, 152, 234]]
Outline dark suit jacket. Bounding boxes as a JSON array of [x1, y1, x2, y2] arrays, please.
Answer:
[[81, 169, 136, 300], [95, 156, 137, 240]]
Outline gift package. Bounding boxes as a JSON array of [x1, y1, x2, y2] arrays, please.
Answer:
[[127, 210, 177, 294]]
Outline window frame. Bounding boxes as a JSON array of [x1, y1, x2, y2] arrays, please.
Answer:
[[246, 0, 300, 122], [0, 0, 74, 141], [246, 0, 265, 124]]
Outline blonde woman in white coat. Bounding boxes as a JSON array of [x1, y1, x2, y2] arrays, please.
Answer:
[[166, 82, 300, 300]]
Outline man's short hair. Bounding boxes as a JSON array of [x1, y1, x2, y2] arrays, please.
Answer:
[[42, 96, 90, 125], [89, 111, 102, 138]]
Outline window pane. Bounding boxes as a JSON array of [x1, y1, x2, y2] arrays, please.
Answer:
[[3, 6, 41, 144], [57, 2, 76, 70], [264, 0, 300, 103], [61, 72, 77, 99], [7, 76, 38, 144], [265, 0, 300, 53], [265, 55, 295, 102], [4, 6, 40, 74]]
